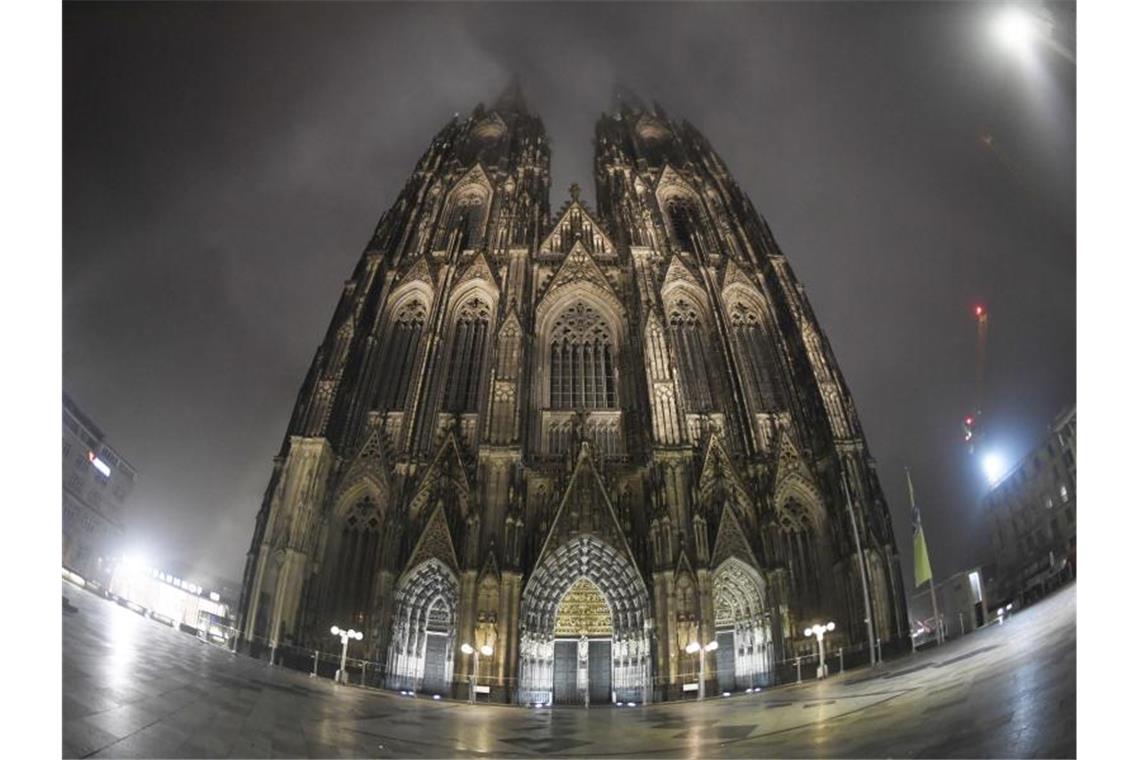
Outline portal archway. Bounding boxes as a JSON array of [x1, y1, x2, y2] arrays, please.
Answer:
[[519, 535, 650, 704], [385, 559, 458, 694], [712, 558, 774, 689]]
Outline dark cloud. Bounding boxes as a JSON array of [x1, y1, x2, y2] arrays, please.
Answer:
[[64, 2, 1074, 589]]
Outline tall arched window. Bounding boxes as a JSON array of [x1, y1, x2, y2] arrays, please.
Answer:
[[376, 300, 426, 411], [666, 196, 702, 253], [730, 302, 785, 410], [776, 500, 820, 600], [549, 301, 617, 410], [327, 497, 383, 629], [444, 193, 485, 251], [443, 297, 491, 412], [668, 298, 714, 411]]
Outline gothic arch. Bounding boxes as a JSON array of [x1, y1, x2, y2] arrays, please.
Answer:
[[536, 290, 625, 410], [434, 166, 493, 251], [440, 285, 497, 413], [375, 290, 430, 411], [518, 534, 651, 703], [711, 557, 774, 689], [725, 290, 786, 412], [662, 289, 717, 412], [319, 484, 388, 637], [386, 558, 460, 693]]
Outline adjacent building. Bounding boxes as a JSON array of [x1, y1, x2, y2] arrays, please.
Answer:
[[62, 393, 137, 583], [983, 406, 1076, 607], [909, 566, 989, 644], [237, 85, 909, 704]]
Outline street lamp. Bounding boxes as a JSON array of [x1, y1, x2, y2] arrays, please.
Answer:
[[804, 622, 836, 679], [460, 642, 494, 703], [330, 625, 363, 685], [685, 639, 719, 700]]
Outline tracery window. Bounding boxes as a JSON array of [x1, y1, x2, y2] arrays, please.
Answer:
[[443, 297, 491, 412], [666, 196, 702, 253], [327, 497, 383, 628], [376, 300, 426, 411], [549, 301, 617, 410], [730, 303, 785, 410], [776, 500, 820, 599], [668, 299, 714, 412], [447, 194, 486, 251]]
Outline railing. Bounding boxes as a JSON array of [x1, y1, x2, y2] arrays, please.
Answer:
[[85, 594, 912, 706]]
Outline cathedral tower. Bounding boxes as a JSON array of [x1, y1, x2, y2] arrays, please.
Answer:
[[237, 85, 907, 704]]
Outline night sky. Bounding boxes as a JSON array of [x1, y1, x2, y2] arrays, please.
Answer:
[[63, 1, 1075, 593]]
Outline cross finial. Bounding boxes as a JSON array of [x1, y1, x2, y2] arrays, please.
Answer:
[[569, 183, 581, 202]]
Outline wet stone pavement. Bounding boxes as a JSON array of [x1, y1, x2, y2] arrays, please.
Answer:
[[62, 581, 1076, 758]]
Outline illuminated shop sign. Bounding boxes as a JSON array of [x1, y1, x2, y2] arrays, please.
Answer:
[[149, 568, 203, 596]]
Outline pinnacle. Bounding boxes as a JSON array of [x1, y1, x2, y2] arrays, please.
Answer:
[[493, 75, 529, 115]]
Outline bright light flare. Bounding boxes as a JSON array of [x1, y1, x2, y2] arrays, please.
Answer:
[[994, 7, 1036, 53], [983, 452, 1007, 485]]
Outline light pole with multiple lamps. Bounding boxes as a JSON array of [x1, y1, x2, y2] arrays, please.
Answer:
[[685, 639, 719, 700], [804, 621, 836, 679], [330, 625, 363, 685], [460, 642, 493, 703]]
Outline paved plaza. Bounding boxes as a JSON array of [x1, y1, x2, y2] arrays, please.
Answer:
[[62, 581, 1076, 758]]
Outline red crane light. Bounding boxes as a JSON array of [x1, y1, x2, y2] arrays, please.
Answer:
[[974, 305, 985, 318]]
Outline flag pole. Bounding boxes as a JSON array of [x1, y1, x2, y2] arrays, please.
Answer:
[[841, 470, 877, 667], [906, 467, 942, 646]]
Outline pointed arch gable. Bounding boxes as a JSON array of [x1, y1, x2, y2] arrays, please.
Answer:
[[408, 432, 471, 521], [404, 503, 461, 577], [710, 504, 761, 570], [539, 199, 617, 256]]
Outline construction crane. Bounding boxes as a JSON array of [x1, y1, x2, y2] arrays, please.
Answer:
[[963, 304, 988, 454]]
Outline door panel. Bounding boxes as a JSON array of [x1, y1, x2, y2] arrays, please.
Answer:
[[716, 630, 736, 691], [422, 633, 449, 694], [553, 640, 579, 705], [588, 639, 612, 704]]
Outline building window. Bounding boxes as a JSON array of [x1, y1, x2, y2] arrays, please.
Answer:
[[376, 300, 426, 411], [729, 302, 785, 410], [668, 299, 713, 412], [443, 297, 491, 412], [1045, 497, 1053, 510], [665, 196, 702, 252], [549, 301, 617, 410], [1060, 485, 1069, 503]]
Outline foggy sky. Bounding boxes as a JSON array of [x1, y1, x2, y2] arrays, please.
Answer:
[[63, 1, 1075, 593]]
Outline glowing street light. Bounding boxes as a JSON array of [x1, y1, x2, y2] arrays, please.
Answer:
[[330, 625, 362, 685], [685, 639, 719, 700], [804, 622, 836, 679], [983, 451, 1007, 485], [460, 642, 494, 703]]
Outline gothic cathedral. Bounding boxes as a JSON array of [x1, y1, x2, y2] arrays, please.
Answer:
[[237, 84, 908, 704]]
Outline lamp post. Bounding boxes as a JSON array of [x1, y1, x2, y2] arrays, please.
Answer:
[[685, 639, 719, 700], [330, 625, 362, 685], [461, 643, 494, 703], [804, 622, 836, 679]]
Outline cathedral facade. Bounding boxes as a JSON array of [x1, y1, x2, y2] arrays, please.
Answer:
[[236, 85, 908, 704]]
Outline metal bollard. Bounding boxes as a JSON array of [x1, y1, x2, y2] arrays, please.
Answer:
[[311, 650, 319, 677], [839, 647, 844, 673], [876, 638, 882, 665], [795, 656, 802, 684], [269, 642, 277, 666], [361, 661, 367, 686]]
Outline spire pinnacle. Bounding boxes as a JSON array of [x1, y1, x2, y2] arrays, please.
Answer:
[[494, 76, 528, 115]]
